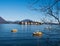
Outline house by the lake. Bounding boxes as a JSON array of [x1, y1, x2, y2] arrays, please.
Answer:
[[19, 19, 42, 25]]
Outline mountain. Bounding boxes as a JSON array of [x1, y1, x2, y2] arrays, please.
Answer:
[[21, 19, 33, 22], [0, 17, 7, 23]]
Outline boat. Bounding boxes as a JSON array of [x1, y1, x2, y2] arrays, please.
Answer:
[[45, 26, 52, 30], [11, 29, 18, 32], [33, 31, 43, 37]]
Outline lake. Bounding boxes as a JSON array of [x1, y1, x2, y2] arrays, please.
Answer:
[[0, 24, 60, 46]]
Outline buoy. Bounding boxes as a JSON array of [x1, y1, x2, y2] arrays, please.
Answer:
[[11, 29, 18, 32], [33, 31, 43, 37]]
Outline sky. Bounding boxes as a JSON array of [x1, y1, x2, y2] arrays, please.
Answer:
[[0, 0, 60, 22]]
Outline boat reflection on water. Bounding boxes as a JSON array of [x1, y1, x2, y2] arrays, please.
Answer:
[[32, 31, 43, 46]]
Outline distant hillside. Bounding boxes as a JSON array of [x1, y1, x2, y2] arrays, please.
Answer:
[[0, 17, 7, 23], [21, 19, 33, 22]]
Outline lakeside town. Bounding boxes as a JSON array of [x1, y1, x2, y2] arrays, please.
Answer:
[[0, 16, 59, 25], [0, 17, 42, 25]]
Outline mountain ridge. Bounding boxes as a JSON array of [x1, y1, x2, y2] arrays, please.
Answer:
[[0, 17, 7, 23]]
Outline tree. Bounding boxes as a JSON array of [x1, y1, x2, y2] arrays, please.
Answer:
[[28, 0, 60, 24]]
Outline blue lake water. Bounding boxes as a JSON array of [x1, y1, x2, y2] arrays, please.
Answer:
[[0, 24, 60, 46]]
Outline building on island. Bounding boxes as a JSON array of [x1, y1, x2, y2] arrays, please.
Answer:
[[19, 19, 42, 25]]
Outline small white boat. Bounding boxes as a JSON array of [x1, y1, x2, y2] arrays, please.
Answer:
[[45, 26, 52, 30]]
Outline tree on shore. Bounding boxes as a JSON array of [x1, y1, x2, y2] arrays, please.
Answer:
[[28, 0, 60, 24]]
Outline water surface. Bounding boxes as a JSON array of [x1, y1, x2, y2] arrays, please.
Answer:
[[0, 24, 60, 46]]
